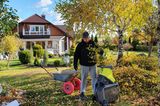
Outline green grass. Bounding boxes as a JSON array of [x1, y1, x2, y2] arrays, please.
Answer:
[[47, 57, 62, 64], [0, 60, 28, 71], [0, 67, 131, 106], [0, 67, 100, 105], [0, 65, 132, 106], [1, 55, 151, 106]]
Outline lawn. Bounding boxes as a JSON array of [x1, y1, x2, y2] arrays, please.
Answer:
[[0, 59, 130, 106], [0, 51, 159, 106]]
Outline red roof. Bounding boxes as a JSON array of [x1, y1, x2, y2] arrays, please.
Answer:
[[20, 14, 50, 24], [19, 14, 73, 38]]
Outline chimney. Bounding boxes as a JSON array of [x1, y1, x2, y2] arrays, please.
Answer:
[[41, 14, 45, 19]]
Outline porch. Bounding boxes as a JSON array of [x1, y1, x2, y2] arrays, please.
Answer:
[[22, 36, 69, 55]]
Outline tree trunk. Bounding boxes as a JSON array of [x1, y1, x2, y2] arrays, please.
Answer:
[[116, 29, 123, 66], [129, 37, 131, 44], [157, 0, 160, 68], [148, 42, 153, 57], [7, 55, 11, 69]]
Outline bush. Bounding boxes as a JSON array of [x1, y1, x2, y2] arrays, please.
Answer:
[[114, 66, 159, 97], [121, 53, 158, 71], [33, 44, 44, 58], [34, 58, 40, 66], [136, 45, 158, 52], [123, 43, 133, 51], [108, 45, 117, 51], [54, 60, 61, 67], [69, 45, 75, 56], [18, 50, 32, 64], [42, 51, 48, 66], [48, 53, 54, 58], [131, 39, 139, 50], [136, 45, 148, 51]]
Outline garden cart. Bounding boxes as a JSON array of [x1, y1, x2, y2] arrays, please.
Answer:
[[40, 66, 81, 95]]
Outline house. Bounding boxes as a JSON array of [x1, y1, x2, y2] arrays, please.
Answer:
[[16, 14, 72, 55]]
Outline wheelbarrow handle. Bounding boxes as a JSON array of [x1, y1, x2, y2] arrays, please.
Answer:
[[40, 65, 53, 78], [70, 71, 79, 82]]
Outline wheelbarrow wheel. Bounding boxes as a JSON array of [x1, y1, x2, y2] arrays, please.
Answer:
[[63, 81, 74, 95], [72, 78, 81, 90]]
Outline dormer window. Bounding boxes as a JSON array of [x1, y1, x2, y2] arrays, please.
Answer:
[[30, 25, 44, 32], [23, 24, 50, 35]]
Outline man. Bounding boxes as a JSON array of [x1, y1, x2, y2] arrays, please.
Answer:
[[74, 31, 98, 100]]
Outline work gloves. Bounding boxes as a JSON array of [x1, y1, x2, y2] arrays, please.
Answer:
[[74, 66, 78, 71]]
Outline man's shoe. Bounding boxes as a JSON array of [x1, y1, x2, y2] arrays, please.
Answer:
[[79, 92, 88, 100]]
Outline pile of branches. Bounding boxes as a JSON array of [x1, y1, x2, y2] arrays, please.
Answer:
[[0, 83, 26, 105]]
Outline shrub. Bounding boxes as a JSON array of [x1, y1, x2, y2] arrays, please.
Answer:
[[108, 45, 117, 51], [48, 53, 54, 58], [114, 66, 159, 97], [34, 58, 40, 66], [134, 56, 158, 71], [121, 53, 158, 71], [123, 43, 133, 51], [136, 45, 148, 51], [131, 39, 139, 50], [94, 35, 98, 43], [102, 37, 111, 48], [69, 45, 75, 56], [33, 44, 44, 58], [42, 51, 48, 66], [54, 60, 61, 67], [18, 50, 32, 64], [102, 49, 117, 66], [136, 45, 158, 52]]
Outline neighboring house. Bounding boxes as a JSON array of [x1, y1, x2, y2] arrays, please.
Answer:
[[16, 14, 72, 55]]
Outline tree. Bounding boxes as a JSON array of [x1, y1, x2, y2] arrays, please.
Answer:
[[102, 36, 112, 48], [0, 34, 22, 68], [143, 11, 158, 57], [0, 0, 19, 38], [156, 0, 160, 67], [91, 34, 94, 41], [94, 35, 98, 43], [123, 43, 133, 56], [56, 0, 153, 65]]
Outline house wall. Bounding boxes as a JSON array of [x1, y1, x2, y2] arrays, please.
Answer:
[[16, 22, 72, 55], [18, 23, 66, 36]]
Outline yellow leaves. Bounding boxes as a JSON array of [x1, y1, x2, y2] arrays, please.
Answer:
[[56, 0, 154, 37], [1, 34, 22, 55]]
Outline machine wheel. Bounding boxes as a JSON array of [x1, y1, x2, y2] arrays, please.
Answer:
[[63, 81, 74, 95], [72, 78, 81, 90]]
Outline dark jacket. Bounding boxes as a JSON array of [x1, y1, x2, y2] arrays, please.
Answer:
[[74, 39, 98, 69]]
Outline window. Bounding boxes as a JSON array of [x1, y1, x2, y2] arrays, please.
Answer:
[[30, 26, 35, 31], [47, 41, 52, 48], [53, 41, 58, 49], [35, 26, 39, 31], [30, 25, 44, 32]]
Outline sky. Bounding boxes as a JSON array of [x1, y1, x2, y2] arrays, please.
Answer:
[[8, 0, 65, 25]]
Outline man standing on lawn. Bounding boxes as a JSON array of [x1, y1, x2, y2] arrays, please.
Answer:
[[74, 31, 98, 100]]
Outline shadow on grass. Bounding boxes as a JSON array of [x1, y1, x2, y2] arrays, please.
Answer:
[[0, 73, 127, 106], [0, 73, 99, 105]]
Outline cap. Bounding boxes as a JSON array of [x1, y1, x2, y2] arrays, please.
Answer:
[[83, 31, 89, 38]]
